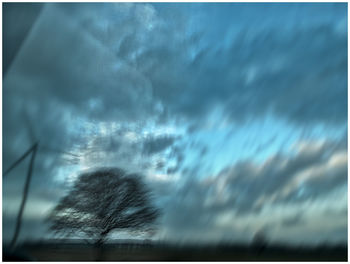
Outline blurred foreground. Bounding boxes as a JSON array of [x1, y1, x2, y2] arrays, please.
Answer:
[[3, 240, 347, 261]]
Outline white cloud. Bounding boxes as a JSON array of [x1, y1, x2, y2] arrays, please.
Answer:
[[3, 3, 347, 245], [161, 135, 347, 244]]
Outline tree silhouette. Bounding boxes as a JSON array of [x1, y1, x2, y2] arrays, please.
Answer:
[[48, 168, 160, 247]]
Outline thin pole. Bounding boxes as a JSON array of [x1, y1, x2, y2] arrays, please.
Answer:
[[9, 142, 38, 249], [3, 144, 37, 177]]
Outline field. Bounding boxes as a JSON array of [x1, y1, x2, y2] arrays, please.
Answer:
[[4, 242, 347, 261]]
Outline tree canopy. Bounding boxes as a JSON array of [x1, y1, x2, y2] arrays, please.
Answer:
[[48, 167, 160, 244]]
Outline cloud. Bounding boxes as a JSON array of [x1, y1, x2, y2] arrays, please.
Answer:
[[4, 3, 346, 167], [159, 136, 347, 243], [3, 3, 347, 245], [280, 213, 303, 227], [211, 138, 347, 212], [142, 135, 179, 155], [5, 4, 156, 121], [3, 2, 191, 179], [3, 3, 43, 74]]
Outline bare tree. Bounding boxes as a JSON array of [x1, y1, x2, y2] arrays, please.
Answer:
[[48, 168, 160, 249]]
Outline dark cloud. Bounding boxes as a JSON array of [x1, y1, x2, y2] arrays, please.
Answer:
[[4, 3, 346, 166], [3, 216, 51, 243], [3, 3, 43, 74], [213, 138, 347, 213], [160, 136, 347, 241], [142, 135, 179, 155], [281, 213, 304, 227], [162, 178, 216, 236], [155, 4, 347, 128], [3, 3, 347, 245], [5, 3, 166, 125]]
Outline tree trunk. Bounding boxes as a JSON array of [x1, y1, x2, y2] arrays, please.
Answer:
[[94, 230, 109, 261]]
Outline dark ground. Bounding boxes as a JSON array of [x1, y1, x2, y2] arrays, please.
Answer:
[[3, 242, 348, 261]]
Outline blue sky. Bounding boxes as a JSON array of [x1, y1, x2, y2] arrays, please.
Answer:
[[3, 3, 347, 245]]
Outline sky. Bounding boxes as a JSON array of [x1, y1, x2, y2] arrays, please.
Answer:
[[2, 2, 348, 246]]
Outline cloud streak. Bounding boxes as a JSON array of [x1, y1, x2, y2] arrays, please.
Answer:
[[3, 3, 347, 245]]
